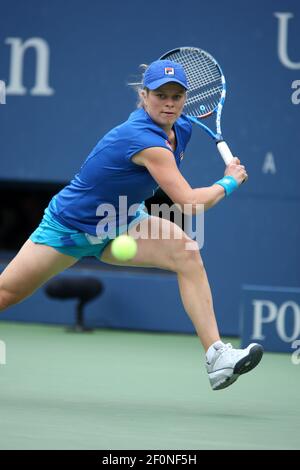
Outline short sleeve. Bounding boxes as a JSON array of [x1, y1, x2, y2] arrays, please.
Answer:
[[125, 130, 172, 161]]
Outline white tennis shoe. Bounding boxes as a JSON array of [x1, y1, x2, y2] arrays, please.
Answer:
[[206, 341, 264, 391]]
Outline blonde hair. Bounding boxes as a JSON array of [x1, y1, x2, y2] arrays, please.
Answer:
[[127, 63, 149, 108]]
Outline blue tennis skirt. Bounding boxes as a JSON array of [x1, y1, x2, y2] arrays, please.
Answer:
[[29, 204, 150, 260]]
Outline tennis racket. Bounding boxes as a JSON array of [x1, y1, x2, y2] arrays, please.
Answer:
[[160, 46, 234, 165]]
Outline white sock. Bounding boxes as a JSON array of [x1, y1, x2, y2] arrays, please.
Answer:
[[206, 340, 225, 363]]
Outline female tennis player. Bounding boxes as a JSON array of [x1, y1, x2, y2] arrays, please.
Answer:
[[0, 59, 263, 390]]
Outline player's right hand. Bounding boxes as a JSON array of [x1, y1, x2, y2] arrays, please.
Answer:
[[224, 157, 248, 185]]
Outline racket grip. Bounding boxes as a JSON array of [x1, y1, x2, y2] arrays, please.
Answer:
[[216, 141, 234, 165]]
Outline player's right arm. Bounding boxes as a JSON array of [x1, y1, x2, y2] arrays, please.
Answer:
[[132, 147, 247, 214]]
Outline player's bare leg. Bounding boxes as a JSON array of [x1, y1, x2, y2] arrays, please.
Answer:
[[100, 216, 263, 390], [100, 216, 220, 351], [0, 239, 77, 311]]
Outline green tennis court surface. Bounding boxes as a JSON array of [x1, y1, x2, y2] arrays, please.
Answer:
[[0, 322, 299, 450]]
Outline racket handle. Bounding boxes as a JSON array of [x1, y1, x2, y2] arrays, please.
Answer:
[[216, 141, 234, 165]]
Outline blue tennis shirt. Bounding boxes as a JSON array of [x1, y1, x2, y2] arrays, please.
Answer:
[[48, 108, 192, 236]]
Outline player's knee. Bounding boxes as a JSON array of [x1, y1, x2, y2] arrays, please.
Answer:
[[171, 237, 203, 272]]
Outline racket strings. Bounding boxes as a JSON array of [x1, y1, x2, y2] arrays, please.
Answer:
[[168, 51, 221, 88], [185, 100, 220, 117], [187, 60, 220, 90], [185, 85, 222, 116], [187, 86, 223, 103]]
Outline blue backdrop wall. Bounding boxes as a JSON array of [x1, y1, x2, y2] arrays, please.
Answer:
[[0, 0, 299, 335]]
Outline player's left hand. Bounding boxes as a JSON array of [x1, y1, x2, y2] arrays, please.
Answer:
[[225, 157, 248, 185]]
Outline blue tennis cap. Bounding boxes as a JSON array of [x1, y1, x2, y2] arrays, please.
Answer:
[[143, 60, 188, 90]]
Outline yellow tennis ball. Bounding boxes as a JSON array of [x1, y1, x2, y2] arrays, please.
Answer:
[[111, 235, 137, 261]]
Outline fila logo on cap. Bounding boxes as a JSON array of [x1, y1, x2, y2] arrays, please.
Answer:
[[164, 67, 175, 75]]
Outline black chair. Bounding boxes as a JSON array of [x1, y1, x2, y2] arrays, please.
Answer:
[[45, 275, 104, 332]]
